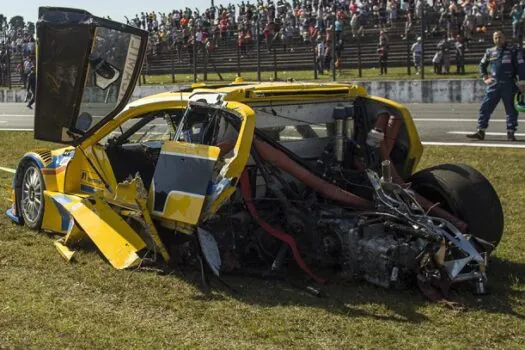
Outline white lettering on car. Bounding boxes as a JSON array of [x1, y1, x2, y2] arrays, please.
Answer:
[[117, 34, 142, 104]]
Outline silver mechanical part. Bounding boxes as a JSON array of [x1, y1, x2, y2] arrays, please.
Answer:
[[381, 160, 392, 183], [366, 128, 384, 148], [334, 118, 345, 163], [197, 227, 222, 277], [21, 165, 44, 226], [474, 278, 487, 295], [365, 169, 486, 284]]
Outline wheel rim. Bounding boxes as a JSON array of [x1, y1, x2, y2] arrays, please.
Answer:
[[21, 166, 43, 225]]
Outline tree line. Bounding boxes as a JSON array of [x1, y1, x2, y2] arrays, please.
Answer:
[[0, 14, 35, 35]]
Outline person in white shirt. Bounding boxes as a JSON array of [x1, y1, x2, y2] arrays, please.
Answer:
[[411, 37, 422, 74], [316, 38, 326, 74]]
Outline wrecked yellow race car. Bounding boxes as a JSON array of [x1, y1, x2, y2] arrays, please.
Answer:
[[7, 8, 504, 300]]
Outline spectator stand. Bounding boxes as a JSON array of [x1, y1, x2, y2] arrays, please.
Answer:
[[1, 1, 521, 86], [135, 0, 518, 82]]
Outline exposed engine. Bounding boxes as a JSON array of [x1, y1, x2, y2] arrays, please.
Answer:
[[317, 215, 422, 290], [174, 101, 490, 298]]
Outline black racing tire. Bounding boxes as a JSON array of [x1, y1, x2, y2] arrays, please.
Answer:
[[17, 161, 46, 230], [408, 163, 503, 252]]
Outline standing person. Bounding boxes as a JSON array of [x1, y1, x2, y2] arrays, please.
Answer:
[[315, 37, 326, 75], [26, 66, 36, 110], [467, 31, 525, 141], [455, 35, 466, 74], [377, 43, 388, 75], [411, 37, 422, 75]]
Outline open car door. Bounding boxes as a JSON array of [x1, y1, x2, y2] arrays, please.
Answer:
[[148, 101, 256, 227], [34, 7, 148, 144]]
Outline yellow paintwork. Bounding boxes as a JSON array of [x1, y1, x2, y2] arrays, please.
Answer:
[[104, 176, 145, 210], [151, 191, 206, 226], [14, 77, 425, 270], [63, 147, 108, 194], [56, 191, 147, 269], [54, 239, 76, 261], [202, 101, 256, 220], [149, 141, 220, 225], [104, 175, 171, 262], [42, 192, 67, 234], [89, 144, 119, 191], [135, 196, 170, 263], [366, 95, 424, 173], [219, 102, 256, 178], [188, 82, 368, 105], [161, 140, 221, 158]]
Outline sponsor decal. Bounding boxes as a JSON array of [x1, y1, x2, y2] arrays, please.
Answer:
[[117, 34, 141, 105], [81, 171, 104, 187]]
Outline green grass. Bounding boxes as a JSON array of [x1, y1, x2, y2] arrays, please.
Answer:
[[144, 64, 481, 84], [0, 131, 524, 349]]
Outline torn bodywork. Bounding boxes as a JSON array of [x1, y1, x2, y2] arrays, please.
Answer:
[[8, 9, 502, 300], [10, 96, 500, 301]]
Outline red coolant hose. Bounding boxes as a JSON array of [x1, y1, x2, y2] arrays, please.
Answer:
[[239, 171, 326, 284], [252, 139, 374, 209]]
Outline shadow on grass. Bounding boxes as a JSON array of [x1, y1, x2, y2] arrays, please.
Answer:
[[449, 257, 525, 319], [165, 254, 525, 324], [11, 218, 523, 324]]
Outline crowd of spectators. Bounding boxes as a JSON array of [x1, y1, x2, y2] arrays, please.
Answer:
[[122, 0, 518, 76], [1, 24, 36, 87], [0, 0, 521, 87], [125, 0, 512, 55]]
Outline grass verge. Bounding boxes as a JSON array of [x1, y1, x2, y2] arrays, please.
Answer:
[[0, 131, 524, 349], [144, 64, 481, 84]]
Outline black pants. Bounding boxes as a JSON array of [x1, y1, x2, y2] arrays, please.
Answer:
[[456, 56, 465, 74], [27, 89, 35, 107], [379, 56, 388, 74]]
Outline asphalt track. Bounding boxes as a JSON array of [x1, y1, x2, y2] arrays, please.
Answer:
[[1, 102, 525, 148]]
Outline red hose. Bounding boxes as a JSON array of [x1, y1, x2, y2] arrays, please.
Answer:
[[239, 171, 326, 284], [253, 138, 373, 209]]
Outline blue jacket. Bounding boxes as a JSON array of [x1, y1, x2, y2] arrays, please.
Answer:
[[479, 44, 525, 83]]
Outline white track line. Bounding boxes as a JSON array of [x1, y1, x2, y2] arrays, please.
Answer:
[[448, 131, 525, 136], [413, 118, 505, 122], [0, 166, 16, 174], [0, 128, 33, 131], [423, 141, 525, 148]]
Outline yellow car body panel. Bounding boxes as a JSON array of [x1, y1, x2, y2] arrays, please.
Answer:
[[63, 147, 108, 195], [149, 141, 221, 226], [202, 101, 256, 219], [43, 191, 85, 240], [366, 95, 424, 173], [42, 191, 69, 234], [89, 144, 119, 191], [53, 191, 147, 269]]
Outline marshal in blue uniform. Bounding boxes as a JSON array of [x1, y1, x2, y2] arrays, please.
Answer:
[[467, 31, 525, 141]]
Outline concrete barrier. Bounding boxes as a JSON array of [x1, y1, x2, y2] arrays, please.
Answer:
[[0, 79, 488, 104]]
